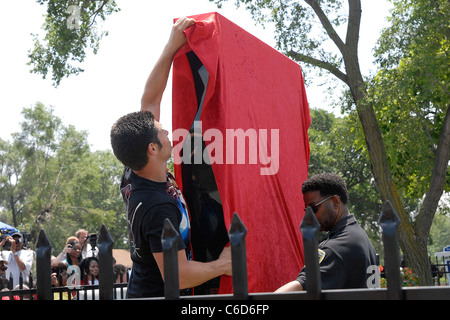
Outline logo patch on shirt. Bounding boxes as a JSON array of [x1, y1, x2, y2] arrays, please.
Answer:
[[318, 249, 326, 264]]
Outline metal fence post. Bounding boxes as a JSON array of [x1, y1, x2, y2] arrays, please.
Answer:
[[378, 200, 403, 300], [300, 207, 322, 300], [98, 224, 114, 300], [229, 212, 248, 300], [162, 218, 180, 300], [35, 229, 52, 300]]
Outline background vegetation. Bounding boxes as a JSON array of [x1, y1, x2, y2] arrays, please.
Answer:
[[0, 103, 127, 252]]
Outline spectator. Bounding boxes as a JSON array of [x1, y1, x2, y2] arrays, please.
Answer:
[[0, 256, 8, 290], [114, 264, 128, 284], [13, 284, 32, 300], [76, 229, 98, 259], [51, 263, 69, 287], [51, 263, 76, 300], [80, 256, 99, 285], [51, 236, 81, 268], [50, 238, 83, 290], [0, 233, 35, 288], [76, 229, 89, 258], [1, 288, 11, 300], [64, 241, 83, 269]]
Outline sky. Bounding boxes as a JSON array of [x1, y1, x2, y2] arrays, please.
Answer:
[[0, 0, 392, 152]]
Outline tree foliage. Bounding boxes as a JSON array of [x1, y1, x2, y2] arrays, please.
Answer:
[[0, 103, 126, 251], [28, 0, 120, 87], [370, 0, 449, 243]]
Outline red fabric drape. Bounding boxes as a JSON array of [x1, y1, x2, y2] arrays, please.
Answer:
[[172, 12, 311, 294]]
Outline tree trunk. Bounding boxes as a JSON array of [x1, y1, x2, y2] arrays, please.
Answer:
[[345, 55, 434, 285], [10, 195, 18, 227]]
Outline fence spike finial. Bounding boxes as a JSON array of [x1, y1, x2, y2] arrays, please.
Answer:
[[98, 224, 114, 300], [98, 223, 114, 245], [300, 206, 321, 240], [228, 212, 248, 300], [36, 229, 52, 250], [229, 212, 247, 245], [378, 200, 403, 300], [35, 229, 52, 300], [378, 200, 400, 235], [162, 218, 180, 300], [300, 207, 321, 300]]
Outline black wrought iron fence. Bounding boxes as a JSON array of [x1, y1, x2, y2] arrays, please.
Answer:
[[1, 201, 449, 300], [432, 260, 450, 286], [157, 200, 450, 301]]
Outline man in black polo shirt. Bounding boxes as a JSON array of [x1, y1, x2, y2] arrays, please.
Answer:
[[110, 17, 232, 298], [276, 173, 377, 292]]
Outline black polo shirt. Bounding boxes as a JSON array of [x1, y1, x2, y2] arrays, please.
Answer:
[[296, 214, 377, 289]]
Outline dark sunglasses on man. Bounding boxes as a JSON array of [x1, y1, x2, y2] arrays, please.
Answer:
[[310, 195, 334, 213]]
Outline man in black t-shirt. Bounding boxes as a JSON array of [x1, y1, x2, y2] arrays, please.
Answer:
[[110, 17, 231, 298], [275, 173, 378, 292], [120, 167, 192, 297]]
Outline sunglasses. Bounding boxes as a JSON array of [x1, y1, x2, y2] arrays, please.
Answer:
[[310, 195, 333, 213]]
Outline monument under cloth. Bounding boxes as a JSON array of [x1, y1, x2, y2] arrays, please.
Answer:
[[172, 12, 311, 294]]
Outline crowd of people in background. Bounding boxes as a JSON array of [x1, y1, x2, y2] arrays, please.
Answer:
[[0, 228, 130, 300]]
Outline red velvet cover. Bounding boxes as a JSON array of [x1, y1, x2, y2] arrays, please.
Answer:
[[172, 12, 310, 293]]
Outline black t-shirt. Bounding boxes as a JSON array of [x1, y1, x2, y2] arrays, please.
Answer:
[[296, 214, 377, 290], [120, 167, 190, 298]]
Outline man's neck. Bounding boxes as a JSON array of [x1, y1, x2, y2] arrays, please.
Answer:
[[133, 160, 167, 182], [331, 207, 350, 230]]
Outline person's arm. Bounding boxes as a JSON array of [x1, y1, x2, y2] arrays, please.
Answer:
[[153, 246, 232, 290], [141, 17, 195, 121], [9, 239, 26, 271], [274, 280, 304, 293], [51, 244, 72, 268]]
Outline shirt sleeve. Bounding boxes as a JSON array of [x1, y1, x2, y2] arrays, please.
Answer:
[[20, 250, 35, 273], [2, 251, 13, 264], [143, 203, 187, 253], [296, 247, 345, 290]]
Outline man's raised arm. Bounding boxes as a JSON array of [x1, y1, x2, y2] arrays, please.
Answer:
[[141, 17, 195, 121]]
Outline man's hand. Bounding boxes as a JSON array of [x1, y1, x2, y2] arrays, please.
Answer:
[[62, 244, 73, 255], [166, 17, 196, 53], [274, 280, 304, 293]]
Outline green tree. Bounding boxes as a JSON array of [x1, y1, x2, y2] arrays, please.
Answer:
[[28, 0, 120, 87], [372, 0, 449, 221], [0, 103, 126, 251], [0, 138, 26, 228], [210, 0, 449, 284], [368, 0, 450, 283]]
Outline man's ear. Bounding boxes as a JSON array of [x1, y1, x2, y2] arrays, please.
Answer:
[[148, 142, 158, 155], [332, 195, 341, 209]]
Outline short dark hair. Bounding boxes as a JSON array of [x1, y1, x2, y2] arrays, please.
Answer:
[[302, 173, 348, 204], [110, 111, 162, 170]]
